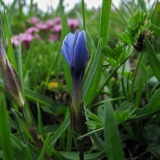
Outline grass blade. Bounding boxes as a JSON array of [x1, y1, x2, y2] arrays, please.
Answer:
[[24, 88, 62, 110], [81, 0, 86, 31], [0, 93, 15, 160], [47, 114, 70, 154], [104, 99, 125, 160], [84, 0, 112, 104], [145, 35, 160, 81], [4, 12, 17, 70], [37, 134, 50, 160], [136, 87, 160, 116], [60, 150, 106, 160], [100, 0, 111, 47], [83, 38, 102, 101], [16, 144, 32, 160], [59, 0, 72, 93]]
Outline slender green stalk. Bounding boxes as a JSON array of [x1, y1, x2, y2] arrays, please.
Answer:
[[0, 93, 15, 160], [104, 100, 125, 160], [121, 63, 127, 98], [100, 0, 111, 47], [28, 127, 50, 160], [130, 53, 144, 102], [66, 126, 72, 152], [96, 67, 118, 96], [96, 53, 133, 98], [4, 12, 17, 71], [17, 35, 24, 94], [12, 102, 26, 144], [81, 0, 86, 31], [85, 0, 112, 104]]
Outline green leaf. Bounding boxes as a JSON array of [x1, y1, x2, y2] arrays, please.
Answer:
[[91, 133, 106, 150], [37, 134, 50, 160], [136, 87, 160, 116], [0, 80, 62, 112], [103, 46, 115, 59], [59, 0, 72, 94], [0, 93, 15, 160], [147, 143, 160, 159], [84, 0, 111, 104], [104, 99, 125, 160], [4, 12, 17, 71], [100, 0, 111, 47], [81, 0, 86, 31], [11, 133, 23, 150], [142, 124, 160, 141], [117, 32, 133, 45], [47, 115, 70, 154], [60, 150, 106, 160], [16, 145, 32, 160], [145, 35, 160, 82], [24, 88, 62, 111], [37, 104, 45, 137], [83, 39, 102, 102]]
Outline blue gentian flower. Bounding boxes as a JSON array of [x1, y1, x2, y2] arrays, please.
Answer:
[[62, 29, 90, 76], [62, 29, 90, 116], [0, 39, 25, 108], [62, 29, 90, 156]]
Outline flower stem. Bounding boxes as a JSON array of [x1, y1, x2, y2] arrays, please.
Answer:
[[71, 71, 87, 157], [130, 53, 144, 102], [81, 0, 86, 31]]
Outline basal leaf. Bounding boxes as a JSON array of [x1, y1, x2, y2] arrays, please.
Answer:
[[104, 99, 125, 160], [145, 35, 160, 81]]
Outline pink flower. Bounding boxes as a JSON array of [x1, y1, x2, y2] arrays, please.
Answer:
[[49, 34, 59, 41], [67, 19, 79, 31], [50, 24, 62, 33], [21, 33, 33, 48], [21, 33, 40, 49], [53, 17, 61, 25], [6, 35, 20, 48], [12, 39, 19, 47], [45, 20, 54, 28], [26, 27, 39, 35], [35, 22, 49, 31], [35, 34, 41, 40], [6, 33, 40, 49], [13, 35, 20, 40], [27, 17, 39, 25]]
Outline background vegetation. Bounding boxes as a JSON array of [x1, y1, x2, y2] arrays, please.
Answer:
[[0, 0, 160, 159]]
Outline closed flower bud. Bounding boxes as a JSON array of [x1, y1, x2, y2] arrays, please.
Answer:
[[0, 39, 25, 108]]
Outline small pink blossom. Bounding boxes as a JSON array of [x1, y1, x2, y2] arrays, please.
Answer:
[[21, 33, 40, 49], [67, 19, 79, 31], [45, 20, 54, 28], [35, 34, 41, 40], [26, 27, 39, 35], [6, 33, 40, 49], [12, 39, 19, 47], [53, 17, 61, 25], [27, 17, 39, 25], [21, 33, 33, 48], [49, 34, 59, 41], [13, 35, 20, 40], [6, 35, 20, 48], [35, 22, 49, 31], [50, 24, 62, 33]]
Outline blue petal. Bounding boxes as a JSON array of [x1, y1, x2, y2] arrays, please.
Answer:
[[70, 29, 80, 67], [61, 33, 74, 65], [73, 30, 90, 70]]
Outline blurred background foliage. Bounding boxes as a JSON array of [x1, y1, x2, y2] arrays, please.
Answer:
[[0, 0, 160, 159]]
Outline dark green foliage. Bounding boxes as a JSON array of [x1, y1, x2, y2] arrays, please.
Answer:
[[0, 0, 160, 160]]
